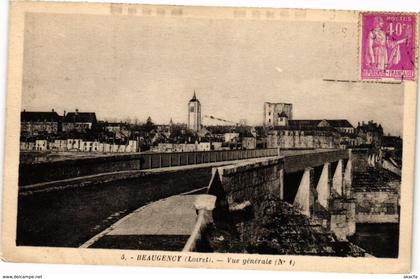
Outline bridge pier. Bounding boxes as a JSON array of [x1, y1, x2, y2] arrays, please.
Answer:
[[330, 200, 356, 240], [343, 158, 352, 198], [332, 159, 343, 196], [293, 167, 314, 217], [317, 163, 330, 210], [279, 169, 284, 200], [368, 154, 378, 167]]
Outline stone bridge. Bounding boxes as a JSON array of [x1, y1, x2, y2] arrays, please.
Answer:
[[84, 149, 356, 251], [203, 149, 355, 242]]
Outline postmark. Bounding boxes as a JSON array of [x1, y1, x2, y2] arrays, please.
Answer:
[[360, 12, 416, 81]]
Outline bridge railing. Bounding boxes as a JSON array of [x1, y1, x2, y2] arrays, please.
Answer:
[[18, 148, 279, 186], [139, 148, 279, 170]]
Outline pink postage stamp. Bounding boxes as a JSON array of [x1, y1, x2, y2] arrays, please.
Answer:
[[361, 12, 416, 81]]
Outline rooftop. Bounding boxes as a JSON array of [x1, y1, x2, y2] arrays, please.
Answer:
[[63, 112, 97, 123], [271, 119, 354, 131], [21, 111, 60, 122]]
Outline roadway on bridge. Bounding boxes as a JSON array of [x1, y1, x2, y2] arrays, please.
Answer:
[[85, 194, 200, 251]]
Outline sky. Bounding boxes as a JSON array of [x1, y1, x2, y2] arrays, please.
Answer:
[[21, 12, 404, 136]]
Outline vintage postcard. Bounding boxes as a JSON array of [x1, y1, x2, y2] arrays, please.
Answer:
[[1, 1, 418, 274]]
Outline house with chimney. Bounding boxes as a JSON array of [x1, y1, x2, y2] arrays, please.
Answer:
[[62, 109, 97, 133], [20, 109, 60, 137]]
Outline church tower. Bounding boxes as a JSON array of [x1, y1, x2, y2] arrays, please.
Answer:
[[188, 91, 201, 132]]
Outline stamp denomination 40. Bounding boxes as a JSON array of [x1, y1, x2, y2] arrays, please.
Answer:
[[361, 12, 416, 81]]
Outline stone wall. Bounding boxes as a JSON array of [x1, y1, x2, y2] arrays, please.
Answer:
[[211, 157, 284, 209], [353, 191, 399, 223], [351, 148, 371, 172], [351, 148, 400, 224], [267, 132, 339, 149], [17, 166, 213, 247]]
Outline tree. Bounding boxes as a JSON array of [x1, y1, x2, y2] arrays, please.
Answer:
[[143, 116, 156, 133]]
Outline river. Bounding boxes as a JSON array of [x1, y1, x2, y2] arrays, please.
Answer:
[[349, 223, 399, 258]]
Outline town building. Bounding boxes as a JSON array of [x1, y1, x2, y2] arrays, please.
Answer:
[[356, 121, 383, 146], [224, 132, 239, 143], [156, 124, 172, 138], [152, 141, 221, 153], [287, 119, 354, 132], [263, 102, 293, 127], [325, 120, 355, 134], [187, 92, 201, 132], [198, 141, 212, 151], [263, 101, 356, 150], [20, 142, 29, 150], [266, 119, 355, 149], [381, 136, 402, 151], [205, 125, 234, 142], [104, 122, 131, 140], [52, 139, 67, 151], [241, 133, 257, 149], [127, 140, 139, 152], [35, 139, 49, 151], [20, 109, 60, 137], [212, 142, 223, 150], [267, 128, 340, 149], [81, 141, 94, 152], [62, 109, 97, 133]]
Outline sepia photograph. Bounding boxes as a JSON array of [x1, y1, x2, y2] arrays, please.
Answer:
[[1, 1, 418, 274]]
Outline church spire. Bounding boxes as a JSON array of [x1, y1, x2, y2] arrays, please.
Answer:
[[188, 90, 201, 132], [189, 90, 199, 102]]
